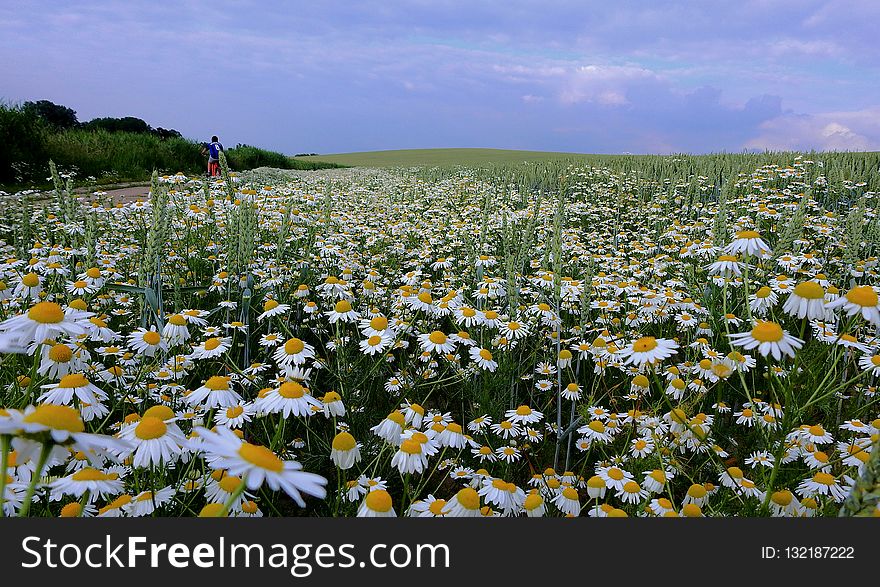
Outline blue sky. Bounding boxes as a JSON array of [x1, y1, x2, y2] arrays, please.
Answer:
[[2, 1, 879, 154]]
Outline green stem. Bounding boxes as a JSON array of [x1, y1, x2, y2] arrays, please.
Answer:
[[20, 442, 52, 517], [0, 435, 9, 517]]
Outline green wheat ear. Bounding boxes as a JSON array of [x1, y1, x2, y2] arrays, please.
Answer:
[[774, 190, 809, 257], [841, 196, 866, 281], [839, 437, 880, 517]]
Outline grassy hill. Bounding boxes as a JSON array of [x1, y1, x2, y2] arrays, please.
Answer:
[[295, 148, 603, 167]]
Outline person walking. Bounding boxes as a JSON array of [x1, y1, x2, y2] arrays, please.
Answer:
[[204, 135, 224, 177]]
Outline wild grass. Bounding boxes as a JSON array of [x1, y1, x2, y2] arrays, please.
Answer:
[[0, 102, 342, 189]]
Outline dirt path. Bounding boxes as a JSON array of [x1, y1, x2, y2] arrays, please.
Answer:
[[83, 185, 152, 204], [74, 167, 358, 205]]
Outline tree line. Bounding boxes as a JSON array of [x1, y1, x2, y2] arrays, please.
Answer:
[[21, 99, 183, 140]]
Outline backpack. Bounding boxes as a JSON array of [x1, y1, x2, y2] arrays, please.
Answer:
[[208, 141, 223, 159]]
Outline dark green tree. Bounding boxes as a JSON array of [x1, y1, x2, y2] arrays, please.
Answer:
[[22, 100, 79, 129], [83, 116, 152, 134]]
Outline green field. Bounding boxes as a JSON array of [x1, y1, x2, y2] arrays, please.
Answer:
[[296, 148, 604, 167]]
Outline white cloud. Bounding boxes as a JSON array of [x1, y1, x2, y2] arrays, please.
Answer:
[[559, 64, 660, 105], [744, 106, 880, 151], [767, 38, 842, 58]]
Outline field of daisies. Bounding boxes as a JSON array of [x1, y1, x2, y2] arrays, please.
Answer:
[[1, 152, 879, 518]]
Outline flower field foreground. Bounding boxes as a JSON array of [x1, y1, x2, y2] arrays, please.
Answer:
[[1, 153, 879, 518]]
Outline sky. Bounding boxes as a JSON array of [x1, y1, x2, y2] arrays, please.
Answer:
[[2, 0, 879, 155]]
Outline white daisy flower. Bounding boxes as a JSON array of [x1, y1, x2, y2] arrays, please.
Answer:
[[194, 426, 327, 508]]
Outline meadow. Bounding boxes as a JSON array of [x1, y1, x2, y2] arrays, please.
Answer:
[[296, 148, 604, 167], [0, 150, 879, 518]]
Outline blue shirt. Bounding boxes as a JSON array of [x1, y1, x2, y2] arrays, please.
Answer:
[[208, 141, 223, 160]]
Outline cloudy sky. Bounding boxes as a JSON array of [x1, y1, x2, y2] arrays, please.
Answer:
[[2, 1, 879, 154]]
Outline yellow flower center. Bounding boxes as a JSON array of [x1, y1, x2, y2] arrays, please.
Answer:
[[428, 331, 447, 345], [241, 500, 259, 514], [199, 503, 227, 517], [140, 330, 161, 346], [562, 487, 579, 500], [200, 376, 229, 391], [370, 316, 388, 330], [278, 381, 305, 399], [793, 281, 824, 299], [68, 299, 87, 310], [203, 337, 222, 351], [687, 484, 707, 498], [387, 410, 405, 426], [455, 487, 480, 510], [766, 490, 793, 507], [22, 273, 40, 287], [484, 310, 498, 320], [24, 404, 85, 432], [101, 495, 133, 513], [736, 230, 761, 239], [263, 299, 279, 311], [284, 337, 305, 355], [623, 481, 641, 494], [28, 301, 65, 324], [218, 475, 244, 492], [429, 499, 448, 515], [846, 285, 878, 307], [168, 314, 187, 326], [367, 335, 382, 346], [632, 336, 658, 352], [60, 503, 83, 517], [136, 491, 157, 502], [143, 405, 175, 420], [238, 442, 284, 472], [221, 406, 243, 419], [59, 373, 89, 389], [607, 468, 624, 481], [365, 489, 393, 512], [750, 321, 784, 343], [334, 300, 352, 313], [479, 349, 493, 361], [48, 343, 73, 363], [647, 470, 665, 483], [135, 417, 168, 440], [332, 432, 357, 451], [399, 439, 422, 455], [72, 468, 118, 481], [588, 420, 606, 433]]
